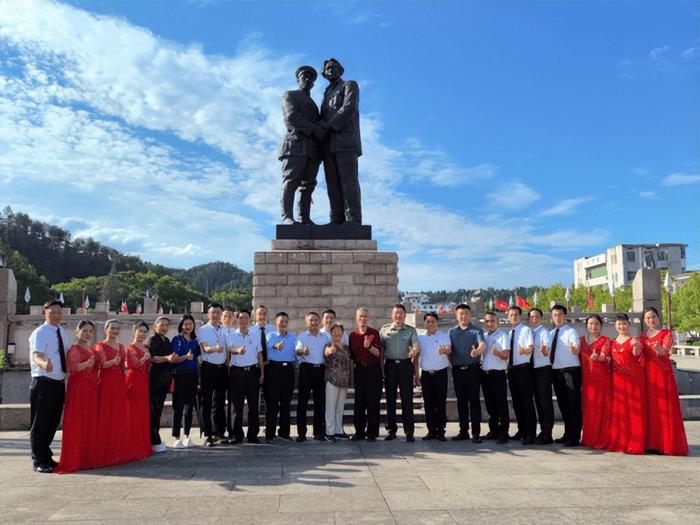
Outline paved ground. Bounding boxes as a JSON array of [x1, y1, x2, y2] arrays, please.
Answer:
[[1, 422, 699, 524]]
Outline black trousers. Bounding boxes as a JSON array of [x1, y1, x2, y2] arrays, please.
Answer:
[[264, 362, 295, 439], [149, 371, 171, 445], [383, 359, 414, 436], [297, 363, 326, 437], [280, 156, 319, 222], [533, 365, 554, 437], [324, 151, 361, 224], [229, 366, 261, 441], [452, 366, 482, 437], [172, 370, 198, 438], [353, 363, 383, 438], [200, 362, 228, 438], [508, 365, 537, 438], [481, 370, 509, 439], [552, 366, 582, 442], [29, 376, 64, 467], [422, 368, 448, 436]]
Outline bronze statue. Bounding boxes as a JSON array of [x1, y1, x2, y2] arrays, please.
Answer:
[[278, 66, 321, 225]]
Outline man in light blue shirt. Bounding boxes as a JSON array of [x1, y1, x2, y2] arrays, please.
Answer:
[[264, 312, 298, 442]]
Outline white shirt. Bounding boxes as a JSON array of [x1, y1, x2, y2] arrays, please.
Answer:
[[198, 323, 227, 365], [226, 329, 262, 368], [250, 323, 276, 346], [418, 331, 451, 372], [29, 322, 68, 381], [509, 323, 534, 367], [482, 329, 508, 371], [295, 330, 331, 365], [320, 327, 349, 346], [531, 325, 552, 369], [549, 324, 581, 370]]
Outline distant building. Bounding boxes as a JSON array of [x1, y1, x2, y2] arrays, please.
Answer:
[[402, 292, 455, 316], [574, 243, 687, 289], [670, 271, 698, 293]]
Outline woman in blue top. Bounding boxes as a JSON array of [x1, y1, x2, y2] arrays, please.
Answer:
[[171, 314, 201, 449]]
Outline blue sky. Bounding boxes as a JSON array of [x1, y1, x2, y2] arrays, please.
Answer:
[[0, 0, 698, 290]]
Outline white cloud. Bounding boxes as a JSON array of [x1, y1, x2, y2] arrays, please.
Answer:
[[649, 45, 670, 60], [638, 191, 657, 199], [486, 182, 540, 211], [632, 166, 650, 177], [542, 196, 593, 217], [662, 173, 700, 186], [681, 47, 697, 59]]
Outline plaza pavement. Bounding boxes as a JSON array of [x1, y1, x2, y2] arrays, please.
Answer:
[[0, 422, 698, 525]]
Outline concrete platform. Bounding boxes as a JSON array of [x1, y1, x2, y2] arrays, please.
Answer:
[[1, 422, 698, 524]]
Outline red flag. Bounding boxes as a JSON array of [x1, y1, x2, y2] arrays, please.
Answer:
[[120, 301, 129, 314], [587, 287, 594, 310], [439, 305, 446, 316], [494, 299, 509, 312], [414, 307, 420, 316], [516, 295, 531, 309]]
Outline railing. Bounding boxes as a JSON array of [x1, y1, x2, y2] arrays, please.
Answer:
[[673, 345, 700, 358]]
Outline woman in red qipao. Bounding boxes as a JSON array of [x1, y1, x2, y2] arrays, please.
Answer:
[[126, 321, 153, 461], [579, 314, 612, 450], [641, 307, 688, 456], [55, 320, 99, 474], [607, 313, 646, 455], [93, 319, 131, 467]]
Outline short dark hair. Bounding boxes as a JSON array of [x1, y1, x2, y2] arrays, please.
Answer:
[[238, 309, 251, 318], [616, 313, 630, 322], [330, 322, 344, 333], [586, 314, 603, 325], [322, 309, 336, 317], [508, 305, 522, 315], [551, 304, 568, 315], [275, 311, 289, 319], [43, 299, 63, 310], [208, 302, 223, 311], [455, 304, 471, 311], [424, 312, 439, 321], [306, 311, 320, 319], [255, 305, 268, 313], [528, 308, 544, 317], [392, 303, 406, 313], [484, 311, 497, 318], [133, 320, 149, 332], [178, 314, 197, 337]]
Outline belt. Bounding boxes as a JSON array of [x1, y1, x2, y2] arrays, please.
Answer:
[[268, 361, 294, 367], [201, 361, 227, 369], [387, 358, 411, 364], [422, 369, 446, 375], [511, 363, 531, 369], [232, 365, 258, 371], [554, 365, 580, 373], [301, 362, 324, 368], [482, 369, 506, 375], [456, 364, 480, 370]]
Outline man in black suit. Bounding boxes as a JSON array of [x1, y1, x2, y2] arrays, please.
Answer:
[[278, 65, 321, 225], [318, 58, 363, 225]]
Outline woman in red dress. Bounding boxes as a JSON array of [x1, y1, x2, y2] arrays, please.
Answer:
[[607, 314, 646, 454], [126, 321, 153, 461], [55, 320, 99, 474], [93, 319, 131, 467], [641, 307, 688, 456], [579, 314, 612, 450]]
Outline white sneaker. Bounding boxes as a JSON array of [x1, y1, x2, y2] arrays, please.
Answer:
[[183, 436, 193, 448], [172, 438, 185, 450], [152, 443, 167, 454]]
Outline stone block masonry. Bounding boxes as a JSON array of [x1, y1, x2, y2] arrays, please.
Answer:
[[253, 241, 399, 333]]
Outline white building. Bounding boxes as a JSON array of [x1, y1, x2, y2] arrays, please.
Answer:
[[574, 243, 687, 289]]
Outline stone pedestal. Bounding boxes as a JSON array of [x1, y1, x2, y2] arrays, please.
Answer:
[[0, 268, 17, 354], [253, 239, 398, 333], [632, 268, 662, 316], [144, 298, 158, 315]]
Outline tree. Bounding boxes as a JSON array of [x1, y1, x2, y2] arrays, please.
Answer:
[[0, 241, 53, 312], [673, 273, 700, 335], [210, 286, 253, 311]]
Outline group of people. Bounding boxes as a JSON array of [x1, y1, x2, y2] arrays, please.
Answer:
[[28, 299, 688, 474]]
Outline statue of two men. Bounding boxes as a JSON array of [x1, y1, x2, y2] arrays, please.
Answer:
[[278, 58, 362, 226]]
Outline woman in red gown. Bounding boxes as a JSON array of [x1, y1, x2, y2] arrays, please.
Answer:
[[641, 307, 688, 456], [55, 320, 99, 474], [126, 321, 153, 461], [607, 313, 646, 454], [579, 314, 612, 450], [93, 319, 131, 467]]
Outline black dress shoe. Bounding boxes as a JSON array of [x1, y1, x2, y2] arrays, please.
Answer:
[[422, 433, 436, 441], [510, 432, 524, 440], [334, 433, 351, 440], [522, 437, 536, 445], [384, 432, 397, 441], [203, 437, 216, 447], [406, 435, 415, 443], [34, 465, 53, 473], [248, 438, 260, 444], [278, 435, 293, 442], [496, 437, 509, 444], [554, 436, 568, 444], [313, 434, 325, 442], [351, 434, 366, 441], [563, 440, 580, 447], [366, 436, 376, 442], [296, 435, 307, 443], [536, 435, 553, 445], [436, 434, 447, 442], [451, 433, 469, 441], [471, 436, 483, 444], [483, 432, 497, 440]]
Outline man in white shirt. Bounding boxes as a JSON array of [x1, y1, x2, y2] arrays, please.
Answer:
[[249, 305, 276, 364], [481, 311, 509, 444], [295, 311, 331, 441], [221, 307, 238, 438], [198, 303, 228, 446], [507, 306, 536, 444], [226, 309, 264, 444], [549, 304, 582, 447], [28, 299, 68, 473], [417, 313, 451, 441], [529, 308, 554, 445], [320, 308, 349, 345]]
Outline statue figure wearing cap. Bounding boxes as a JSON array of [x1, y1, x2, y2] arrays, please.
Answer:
[[318, 58, 363, 225], [278, 65, 322, 225]]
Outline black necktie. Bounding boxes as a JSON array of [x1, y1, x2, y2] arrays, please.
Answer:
[[508, 328, 515, 368], [260, 326, 267, 362], [550, 328, 560, 365], [56, 327, 66, 373]]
